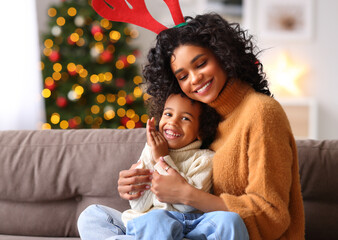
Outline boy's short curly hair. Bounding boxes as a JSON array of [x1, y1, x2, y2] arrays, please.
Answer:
[[146, 90, 221, 149], [143, 13, 272, 108]]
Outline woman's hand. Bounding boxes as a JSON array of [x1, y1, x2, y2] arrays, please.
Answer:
[[151, 159, 189, 204], [117, 163, 153, 200], [147, 118, 169, 161]]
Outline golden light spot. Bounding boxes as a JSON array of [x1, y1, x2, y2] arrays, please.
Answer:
[[67, 63, 76, 72], [109, 30, 121, 41], [68, 7, 77, 17], [85, 115, 93, 124], [76, 38, 85, 47], [124, 27, 130, 35], [75, 85, 84, 95], [91, 105, 100, 114], [117, 108, 126, 117], [130, 29, 139, 38], [132, 114, 140, 122], [117, 90, 127, 97], [107, 94, 116, 103], [127, 55, 136, 64], [126, 120, 135, 129], [43, 48, 52, 56], [60, 120, 69, 129], [118, 126, 126, 129], [98, 73, 105, 82], [74, 116, 82, 125], [133, 87, 142, 98], [104, 110, 115, 120], [90, 74, 99, 83], [117, 97, 126, 106], [95, 42, 104, 53], [100, 19, 110, 28], [44, 39, 53, 48], [76, 64, 83, 73], [105, 72, 113, 81], [41, 62, 45, 71], [115, 60, 124, 69], [42, 89, 51, 98], [79, 69, 88, 78], [53, 63, 62, 72], [94, 32, 103, 41], [51, 113, 60, 124], [96, 94, 106, 103], [52, 72, 62, 81], [75, 28, 84, 36], [56, 17, 66, 26], [45, 77, 54, 86], [48, 8, 57, 17], [141, 114, 149, 123], [133, 76, 142, 85], [70, 33, 80, 42], [42, 123, 51, 130], [126, 109, 135, 118]]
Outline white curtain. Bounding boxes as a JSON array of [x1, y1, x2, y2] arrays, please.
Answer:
[[0, 0, 45, 130]]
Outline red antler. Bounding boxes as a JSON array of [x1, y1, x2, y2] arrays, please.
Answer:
[[164, 0, 185, 25], [92, 0, 167, 34]]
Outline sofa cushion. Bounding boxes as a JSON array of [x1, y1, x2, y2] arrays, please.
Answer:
[[297, 139, 338, 240], [0, 129, 146, 237]]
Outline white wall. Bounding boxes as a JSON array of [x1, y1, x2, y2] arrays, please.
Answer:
[[243, 0, 338, 140], [0, 0, 44, 130]]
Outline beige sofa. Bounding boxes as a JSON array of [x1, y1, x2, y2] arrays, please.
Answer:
[[0, 129, 337, 240]]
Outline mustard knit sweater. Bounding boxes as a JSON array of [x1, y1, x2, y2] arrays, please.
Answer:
[[209, 80, 305, 240]]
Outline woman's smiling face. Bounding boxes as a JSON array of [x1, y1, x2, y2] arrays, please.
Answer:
[[170, 45, 227, 104]]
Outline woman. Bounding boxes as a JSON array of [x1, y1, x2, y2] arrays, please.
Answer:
[[119, 13, 305, 239]]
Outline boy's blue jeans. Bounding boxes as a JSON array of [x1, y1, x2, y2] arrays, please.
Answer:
[[77, 205, 249, 240]]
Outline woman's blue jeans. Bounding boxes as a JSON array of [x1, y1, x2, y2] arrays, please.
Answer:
[[77, 205, 249, 240]]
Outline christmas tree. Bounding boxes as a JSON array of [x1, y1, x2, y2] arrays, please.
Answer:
[[40, 0, 149, 129]]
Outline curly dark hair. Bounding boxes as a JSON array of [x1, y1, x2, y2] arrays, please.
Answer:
[[143, 13, 272, 109], [146, 91, 221, 149]]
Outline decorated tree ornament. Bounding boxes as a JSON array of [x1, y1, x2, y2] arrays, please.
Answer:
[[100, 50, 113, 63], [126, 95, 134, 105], [120, 116, 130, 126], [56, 96, 68, 108], [91, 83, 102, 93], [119, 55, 129, 67], [67, 36, 76, 45], [68, 118, 78, 128], [74, 15, 85, 27], [51, 26, 62, 36], [49, 50, 60, 62], [90, 47, 100, 58], [92, 0, 185, 34], [91, 25, 102, 35]]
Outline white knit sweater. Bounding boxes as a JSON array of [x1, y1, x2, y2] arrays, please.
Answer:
[[121, 140, 214, 226]]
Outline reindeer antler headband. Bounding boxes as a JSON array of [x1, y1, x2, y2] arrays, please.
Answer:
[[92, 0, 185, 34]]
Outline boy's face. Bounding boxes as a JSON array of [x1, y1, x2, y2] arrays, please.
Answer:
[[159, 94, 201, 149]]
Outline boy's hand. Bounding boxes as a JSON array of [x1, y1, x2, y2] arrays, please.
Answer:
[[147, 118, 169, 162]]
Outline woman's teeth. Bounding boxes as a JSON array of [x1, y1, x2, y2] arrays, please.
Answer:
[[196, 81, 211, 93]]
